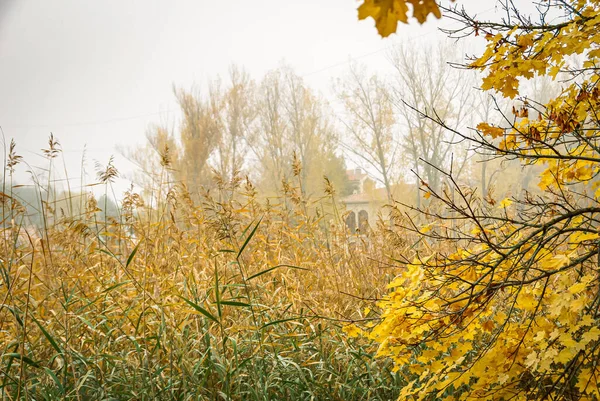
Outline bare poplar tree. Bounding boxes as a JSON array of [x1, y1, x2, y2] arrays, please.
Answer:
[[250, 69, 290, 192], [335, 64, 398, 201], [212, 66, 255, 182], [389, 43, 474, 206], [174, 86, 222, 194]]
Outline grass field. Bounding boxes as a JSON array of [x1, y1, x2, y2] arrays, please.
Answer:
[[1, 165, 413, 400]]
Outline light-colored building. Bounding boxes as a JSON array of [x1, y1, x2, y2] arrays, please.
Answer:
[[342, 168, 384, 232], [341, 168, 416, 232]]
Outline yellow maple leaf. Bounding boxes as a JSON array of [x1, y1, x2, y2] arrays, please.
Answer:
[[539, 168, 558, 190], [543, 254, 570, 269], [357, 0, 450, 36], [481, 319, 494, 332], [581, 327, 600, 344], [498, 373, 510, 385], [524, 351, 539, 369], [409, 0, 442, 23], [358, 0, 407, 37], [555, 348, 575, 364], [571, 232, 599, 243], [533, 331, 546, 342], [575, 165, 594, 181], [476, 122, 505, 138], [576, 368, 593, 392], [558, 332, 578, 348], [578, 315, 595, 328], [343, 324, 363, 338], [517, 33, 535, 48], [568, 274, 595, 294], [517, 292, 538, 312], [420, 223, 433, 233], [568, 281, 588, 294], [540, 348, 558, 370]]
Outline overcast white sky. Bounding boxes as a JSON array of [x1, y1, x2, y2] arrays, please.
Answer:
[[0, 0, 500, 195]]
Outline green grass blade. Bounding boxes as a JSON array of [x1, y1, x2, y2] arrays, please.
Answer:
[[260, 317, 302, 329], [218, 301, 251, 307], [101, 280, 132, 293], [178, 296, 218, 323], [31, 316, 62, 354], [215, 261, 222, 318], [3, 353, 39, 368], [247, 264, 308, 281], [126, 242, 140, 267], [4, 306, 23, 327], [98, 248, 118, 260], [237, 216, 262, 260], [43, 367, 64, 393]]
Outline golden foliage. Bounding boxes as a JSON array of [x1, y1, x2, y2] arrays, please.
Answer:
[[357, 0, 451, 36], [366, 0, 600, 399], [0, 167, 412, 398]]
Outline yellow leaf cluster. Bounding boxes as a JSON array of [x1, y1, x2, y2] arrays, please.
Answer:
[[476, 122, 504, 139], [357, 0, 451, 36], [371, 241, 600, 398], [343, 323, 364, 338], [359, 0, 600, 399], [471, 7, 600, 98]]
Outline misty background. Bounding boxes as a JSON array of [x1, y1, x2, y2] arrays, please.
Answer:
[[1, 0, 501, 197]]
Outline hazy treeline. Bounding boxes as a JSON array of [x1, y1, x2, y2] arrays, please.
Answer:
[[123, 42, 560, 210], [7, 42, 562, 230], [126, 65, 352, 200]]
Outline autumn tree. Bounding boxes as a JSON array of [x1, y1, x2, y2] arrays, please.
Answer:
[[211, 66, 255, 183], [283, 69, 350, 197], [389, 43, 474, 205], [174, 85, 222, 193], [251, 67, 350, 197], [129, 65, 350, 203], [249, 69, 290, 192], [474, 75, 563, 202], [336, 64, 398, 201], [119, 123, 178, 203], [359, 0, 600, 399], [127, 67, 254, 200]]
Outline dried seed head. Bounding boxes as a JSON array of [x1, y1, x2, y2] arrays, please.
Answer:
[[42, 133, 61, 159], [292, 151, 302, 177], [96, 156, 119, 183], [323, 175, 336, 196], [160, 143, 172, 167], [7, 139, 23, 173]]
